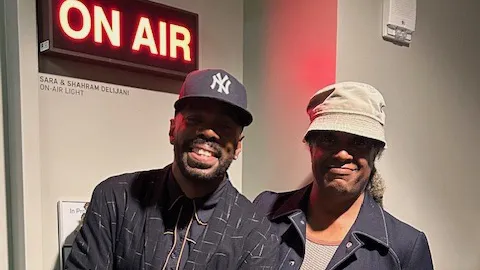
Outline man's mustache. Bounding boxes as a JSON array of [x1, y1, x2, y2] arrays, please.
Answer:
[[186, 137, 222, 158]]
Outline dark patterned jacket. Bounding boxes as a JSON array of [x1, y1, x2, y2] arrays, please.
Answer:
[[253, 184, 434, 270], [65, 165, 279, 269]]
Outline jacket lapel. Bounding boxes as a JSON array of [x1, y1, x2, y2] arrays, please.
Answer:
[[326, 194, 389, 270], [271, 185, 311, 245]]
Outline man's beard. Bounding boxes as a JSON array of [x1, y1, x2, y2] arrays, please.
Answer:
[[174, 137, 235, 183]]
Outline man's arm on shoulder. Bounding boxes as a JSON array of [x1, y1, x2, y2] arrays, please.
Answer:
[[405, 232, 434, 270], [64, 181, 119, 269], [236, 214, 280, 270]]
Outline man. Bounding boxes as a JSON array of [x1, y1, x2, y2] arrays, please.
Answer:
[[254, 82, 434, 269], [65, 69, 279, 270]]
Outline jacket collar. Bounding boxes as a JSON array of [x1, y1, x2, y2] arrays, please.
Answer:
[[270, 183, 389, 248], [166, 168, 228, 224], [350, 192, 389, 246], [271, 184, 311, 220]]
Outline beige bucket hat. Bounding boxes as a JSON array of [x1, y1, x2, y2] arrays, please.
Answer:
[[305, 82, 387, 146]]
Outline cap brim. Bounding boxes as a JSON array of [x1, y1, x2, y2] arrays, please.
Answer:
[[305, 113, 387, 146], [174, 96, 253, 126]]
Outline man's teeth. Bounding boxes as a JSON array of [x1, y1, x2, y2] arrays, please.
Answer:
[[198, 149, 213, 157]]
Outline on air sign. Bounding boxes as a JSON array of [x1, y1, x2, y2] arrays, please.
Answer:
[[37, 0, 198, 77]]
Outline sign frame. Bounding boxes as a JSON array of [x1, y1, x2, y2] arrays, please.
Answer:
[[37, 0, 199, 78]]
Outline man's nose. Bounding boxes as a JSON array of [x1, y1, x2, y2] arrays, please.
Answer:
[[333, 149, 353, 161], [196, 127, 220, 141]]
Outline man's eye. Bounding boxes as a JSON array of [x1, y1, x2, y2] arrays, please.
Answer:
[[218, 123, 233, 131], [353, 138, 369, 148], [316, 136, 335, 146], [185, 117, 201, 125]]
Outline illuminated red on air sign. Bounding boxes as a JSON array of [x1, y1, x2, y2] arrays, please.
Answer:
[[37, 0, 198, 77]]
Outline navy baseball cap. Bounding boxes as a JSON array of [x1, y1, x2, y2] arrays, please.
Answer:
[[174, 69, 253, 126]]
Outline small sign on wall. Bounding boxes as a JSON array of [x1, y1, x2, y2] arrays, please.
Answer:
[[37, 0, 199, 78], [57, 201, 89, 268]]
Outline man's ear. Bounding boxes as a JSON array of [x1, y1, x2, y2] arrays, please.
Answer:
[[169, 118, 175, 145], [234, 135, 244, 160]]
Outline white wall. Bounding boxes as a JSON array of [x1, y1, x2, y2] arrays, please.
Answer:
[[4, 0, 245, 269], [242, 0, 338, 199], [243, 0, 480, 269], [336, 0, 480, 269]]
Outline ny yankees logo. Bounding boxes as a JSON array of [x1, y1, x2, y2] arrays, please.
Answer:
[[210, 72, 231, 94]]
